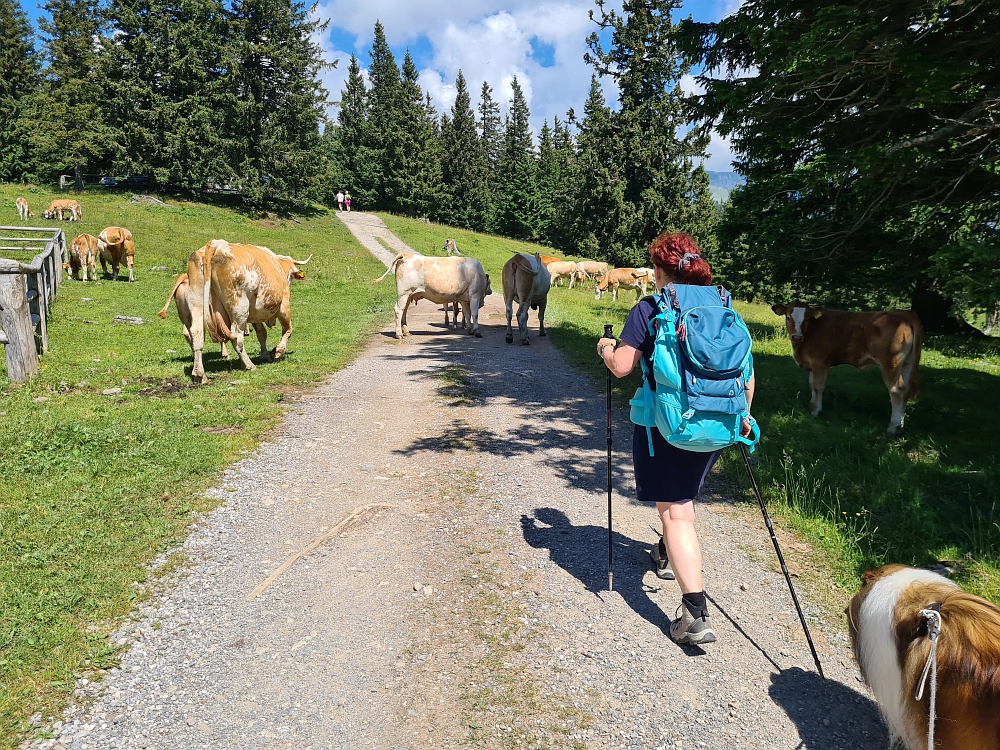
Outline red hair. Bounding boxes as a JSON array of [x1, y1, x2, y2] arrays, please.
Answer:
[[648, 232, 712, 286]]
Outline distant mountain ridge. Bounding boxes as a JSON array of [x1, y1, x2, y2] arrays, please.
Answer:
[[706, 171, 745, 190]]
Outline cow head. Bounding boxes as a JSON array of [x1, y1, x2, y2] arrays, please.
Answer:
[[43, 209, 55, 220], [772, 302, 822, 342], [480, 274, 493, 304]]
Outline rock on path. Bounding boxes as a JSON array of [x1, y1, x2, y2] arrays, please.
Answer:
[[23, 219, 890, 750]]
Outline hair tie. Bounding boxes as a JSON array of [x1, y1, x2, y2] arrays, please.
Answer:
[[678, 252, 699, 272]]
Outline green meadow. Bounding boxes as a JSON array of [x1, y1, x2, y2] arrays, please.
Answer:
[[0, 186, 394, 745], [382, 214, 1000, 604]]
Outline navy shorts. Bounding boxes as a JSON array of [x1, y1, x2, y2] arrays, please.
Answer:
[[632, 425, 721, 504]]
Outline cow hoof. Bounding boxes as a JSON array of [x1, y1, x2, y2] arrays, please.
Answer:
[[505, 334, 513, 344], [521, 339, 530, 346], [475, 331, 482, 338], [395, 334, 403, 340], [539, 331, 547, 337]]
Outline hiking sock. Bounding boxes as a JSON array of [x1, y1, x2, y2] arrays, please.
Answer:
[[682, 591, 708, 619], [658, 537, 668, 558]]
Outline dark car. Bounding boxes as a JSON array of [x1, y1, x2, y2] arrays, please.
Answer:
[[122, 175, 151, 188], [99, 176, 118, 187]]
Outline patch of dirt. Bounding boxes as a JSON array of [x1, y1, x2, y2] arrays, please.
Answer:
[[200, 425, 243, 435], [136, 377, 197, 397]]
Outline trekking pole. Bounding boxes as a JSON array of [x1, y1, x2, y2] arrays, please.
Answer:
[[603, 323, 614, 592], [738, 442, 824, 678]]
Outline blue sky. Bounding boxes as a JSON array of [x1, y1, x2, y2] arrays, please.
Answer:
[[22, 0, 741, 170]]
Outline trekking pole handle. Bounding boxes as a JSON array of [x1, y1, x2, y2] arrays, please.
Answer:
[[599, 324, 614, 365]]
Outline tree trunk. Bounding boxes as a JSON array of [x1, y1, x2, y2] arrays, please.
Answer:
[[984, 301, 1000, 335], [74, 163, 84, 191], [911, 277, 981, 335]]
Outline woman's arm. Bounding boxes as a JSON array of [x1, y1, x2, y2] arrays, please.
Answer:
[[597, 337, 642, 378], [745, 372, 755, 412]]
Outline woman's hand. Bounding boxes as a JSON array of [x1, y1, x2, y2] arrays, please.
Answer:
[[597, 337, 616, 359], [741, 416, 755, 437]]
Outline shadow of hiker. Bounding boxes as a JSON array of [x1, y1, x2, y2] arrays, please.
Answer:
[[521, 507, 709, 656], [769, 667, 888, 749]]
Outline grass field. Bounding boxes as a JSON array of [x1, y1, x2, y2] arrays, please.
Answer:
[[382, 214, 1000, 604], [0, 186, 395, 745]]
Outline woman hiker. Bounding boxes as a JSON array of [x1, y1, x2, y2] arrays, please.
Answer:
[[596, 232, 755, 644]]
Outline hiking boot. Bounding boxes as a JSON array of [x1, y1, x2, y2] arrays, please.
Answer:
[[669, 603, 716, 645], [649, 539, 675, 580]]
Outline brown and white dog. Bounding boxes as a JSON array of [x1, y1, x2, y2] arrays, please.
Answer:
[[848, 564, 1000, 749], [16, 197, 33, 220]]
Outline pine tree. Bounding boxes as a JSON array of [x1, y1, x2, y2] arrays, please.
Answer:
[[440, 71, 489, 230], [492, 76, 541, 239], [535, 120, 559, 243], [29, 0, 111, 186], [229, 0, 330, 205], [365, 21, 400, 208], [0, 0, 39, 181], [478, 80, 503, 223], [684, 165, 719, 257], [102, 0, 234, 189], [585, 0, 708, 265], [547, 115, 580, 252], [386, 51, 444, 217]]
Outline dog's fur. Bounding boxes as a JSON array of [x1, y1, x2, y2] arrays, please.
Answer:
[[848, 564, 1000, 749]]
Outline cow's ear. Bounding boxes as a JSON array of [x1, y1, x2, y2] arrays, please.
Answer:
[[771, 304, 787, 316]]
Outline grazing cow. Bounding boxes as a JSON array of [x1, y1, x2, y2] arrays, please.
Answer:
[[372, 252, 492, 339], [42, 199, 82, 221], [156, 273, 230, 359], [15, 197, 33, 220], [188, 240, 311, 382], [502, 253, 551, 345], [68, 234, 99, 281], [540, 255, 563, 267], [574, 260, 609, 288], [594, 268, 648, 301], [547, 260, 579, 288], [444, 238, 461, 256], [97, 226, 136, 282], [772, 302, 923, 434]]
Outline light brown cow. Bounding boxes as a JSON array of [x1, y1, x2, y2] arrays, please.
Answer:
[[98, 226, 136, 282], [188, 240, 311, 382], [574, 260, 609, 287], [594, 268, 648, 301], [68, 234, 99, 281], [43, 199, 82, 221], [15, 197, 33, 220], [540, 255, 563, 266], [546, 260, 579, 288], [502, 253, 550, 345], [443, 238, 461, 255], [156, 273, 230, 359], [371, 252, 492, 339], [772, 302, 923, 434]]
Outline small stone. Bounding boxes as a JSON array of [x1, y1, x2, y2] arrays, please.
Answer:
[[165, 349, 176, 354], [739, 583, 747, 591], [823, 718, 830, 726], [422, 585, 434, 596], [102, 388, 122, 396], [151, 266, 170, 271], [361, 463, 375, 472], [413, 583, 421, 592], [33, 396, 48, 402], [112, 315, 144, 325]]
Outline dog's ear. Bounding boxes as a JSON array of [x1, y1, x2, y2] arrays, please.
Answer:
[[771, 304, 787, 316]]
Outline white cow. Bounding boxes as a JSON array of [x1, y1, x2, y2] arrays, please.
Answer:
[[502, 253, 551, 345], [547, 260, 579, 288], [372, 252, 492, 339]]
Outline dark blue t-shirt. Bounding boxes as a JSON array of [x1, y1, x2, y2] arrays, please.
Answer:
[[620, 295, 660, 383]]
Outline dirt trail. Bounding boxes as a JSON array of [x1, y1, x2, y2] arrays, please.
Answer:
[[25, 215, 889, 750]]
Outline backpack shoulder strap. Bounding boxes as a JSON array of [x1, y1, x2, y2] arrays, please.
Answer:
[[717, 285, 732, 308]]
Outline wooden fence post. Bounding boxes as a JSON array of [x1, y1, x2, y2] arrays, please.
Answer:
[[0, 260, 40, 381]]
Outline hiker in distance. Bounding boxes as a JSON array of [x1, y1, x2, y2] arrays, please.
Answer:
[[597, 232, 757, 645]]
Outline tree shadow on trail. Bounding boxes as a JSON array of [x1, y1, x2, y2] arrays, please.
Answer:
[[769, 668, 888, 749]]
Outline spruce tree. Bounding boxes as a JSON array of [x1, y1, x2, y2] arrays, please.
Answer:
[[478, 80, 503, 223], [365, 21, 400, 208], [0, 0, 38, 182], [586, 0, 708, 265], [440, 71, 488, 230], [229, 0, 330, 205], [387, 51, 444, 217], [334, 54, 378, 208], [102, 0, 233, 189], [492, 76, 540, 239], [535, 121, 559, 243], [29, 0, 110, 186]]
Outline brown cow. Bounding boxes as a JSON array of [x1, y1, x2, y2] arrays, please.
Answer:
[[772, 302, 923, 434], [594, 268, 648, 301], [68, 234, 99, 281], [157, 273, 231, 359], [187, 240, 310, 382], [43, 199, 82, 221], [15, 197, 33, 220], [539, 255, 563, 266], [98, 226, 136, 282]]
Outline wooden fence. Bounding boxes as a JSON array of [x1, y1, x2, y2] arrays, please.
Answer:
[[0, 227, 66, 382]]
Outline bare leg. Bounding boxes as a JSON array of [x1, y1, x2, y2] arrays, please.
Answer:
[[657, 501, 702, 594]]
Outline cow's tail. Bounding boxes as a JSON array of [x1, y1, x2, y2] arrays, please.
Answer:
[[906, 314, 923, 400], [371, 252, 406, 285], [158, 274, 187, 319]]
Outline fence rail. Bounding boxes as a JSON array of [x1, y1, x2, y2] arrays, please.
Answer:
[[0, 227, 66, 381]]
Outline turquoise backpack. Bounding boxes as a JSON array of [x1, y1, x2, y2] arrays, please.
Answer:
[[629, 283, 760, 455]]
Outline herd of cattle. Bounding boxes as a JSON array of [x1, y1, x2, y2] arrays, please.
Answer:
[[13, 197, 925, 432]]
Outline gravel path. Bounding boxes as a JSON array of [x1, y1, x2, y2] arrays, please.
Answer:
[[23, 217, 890, 750]]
